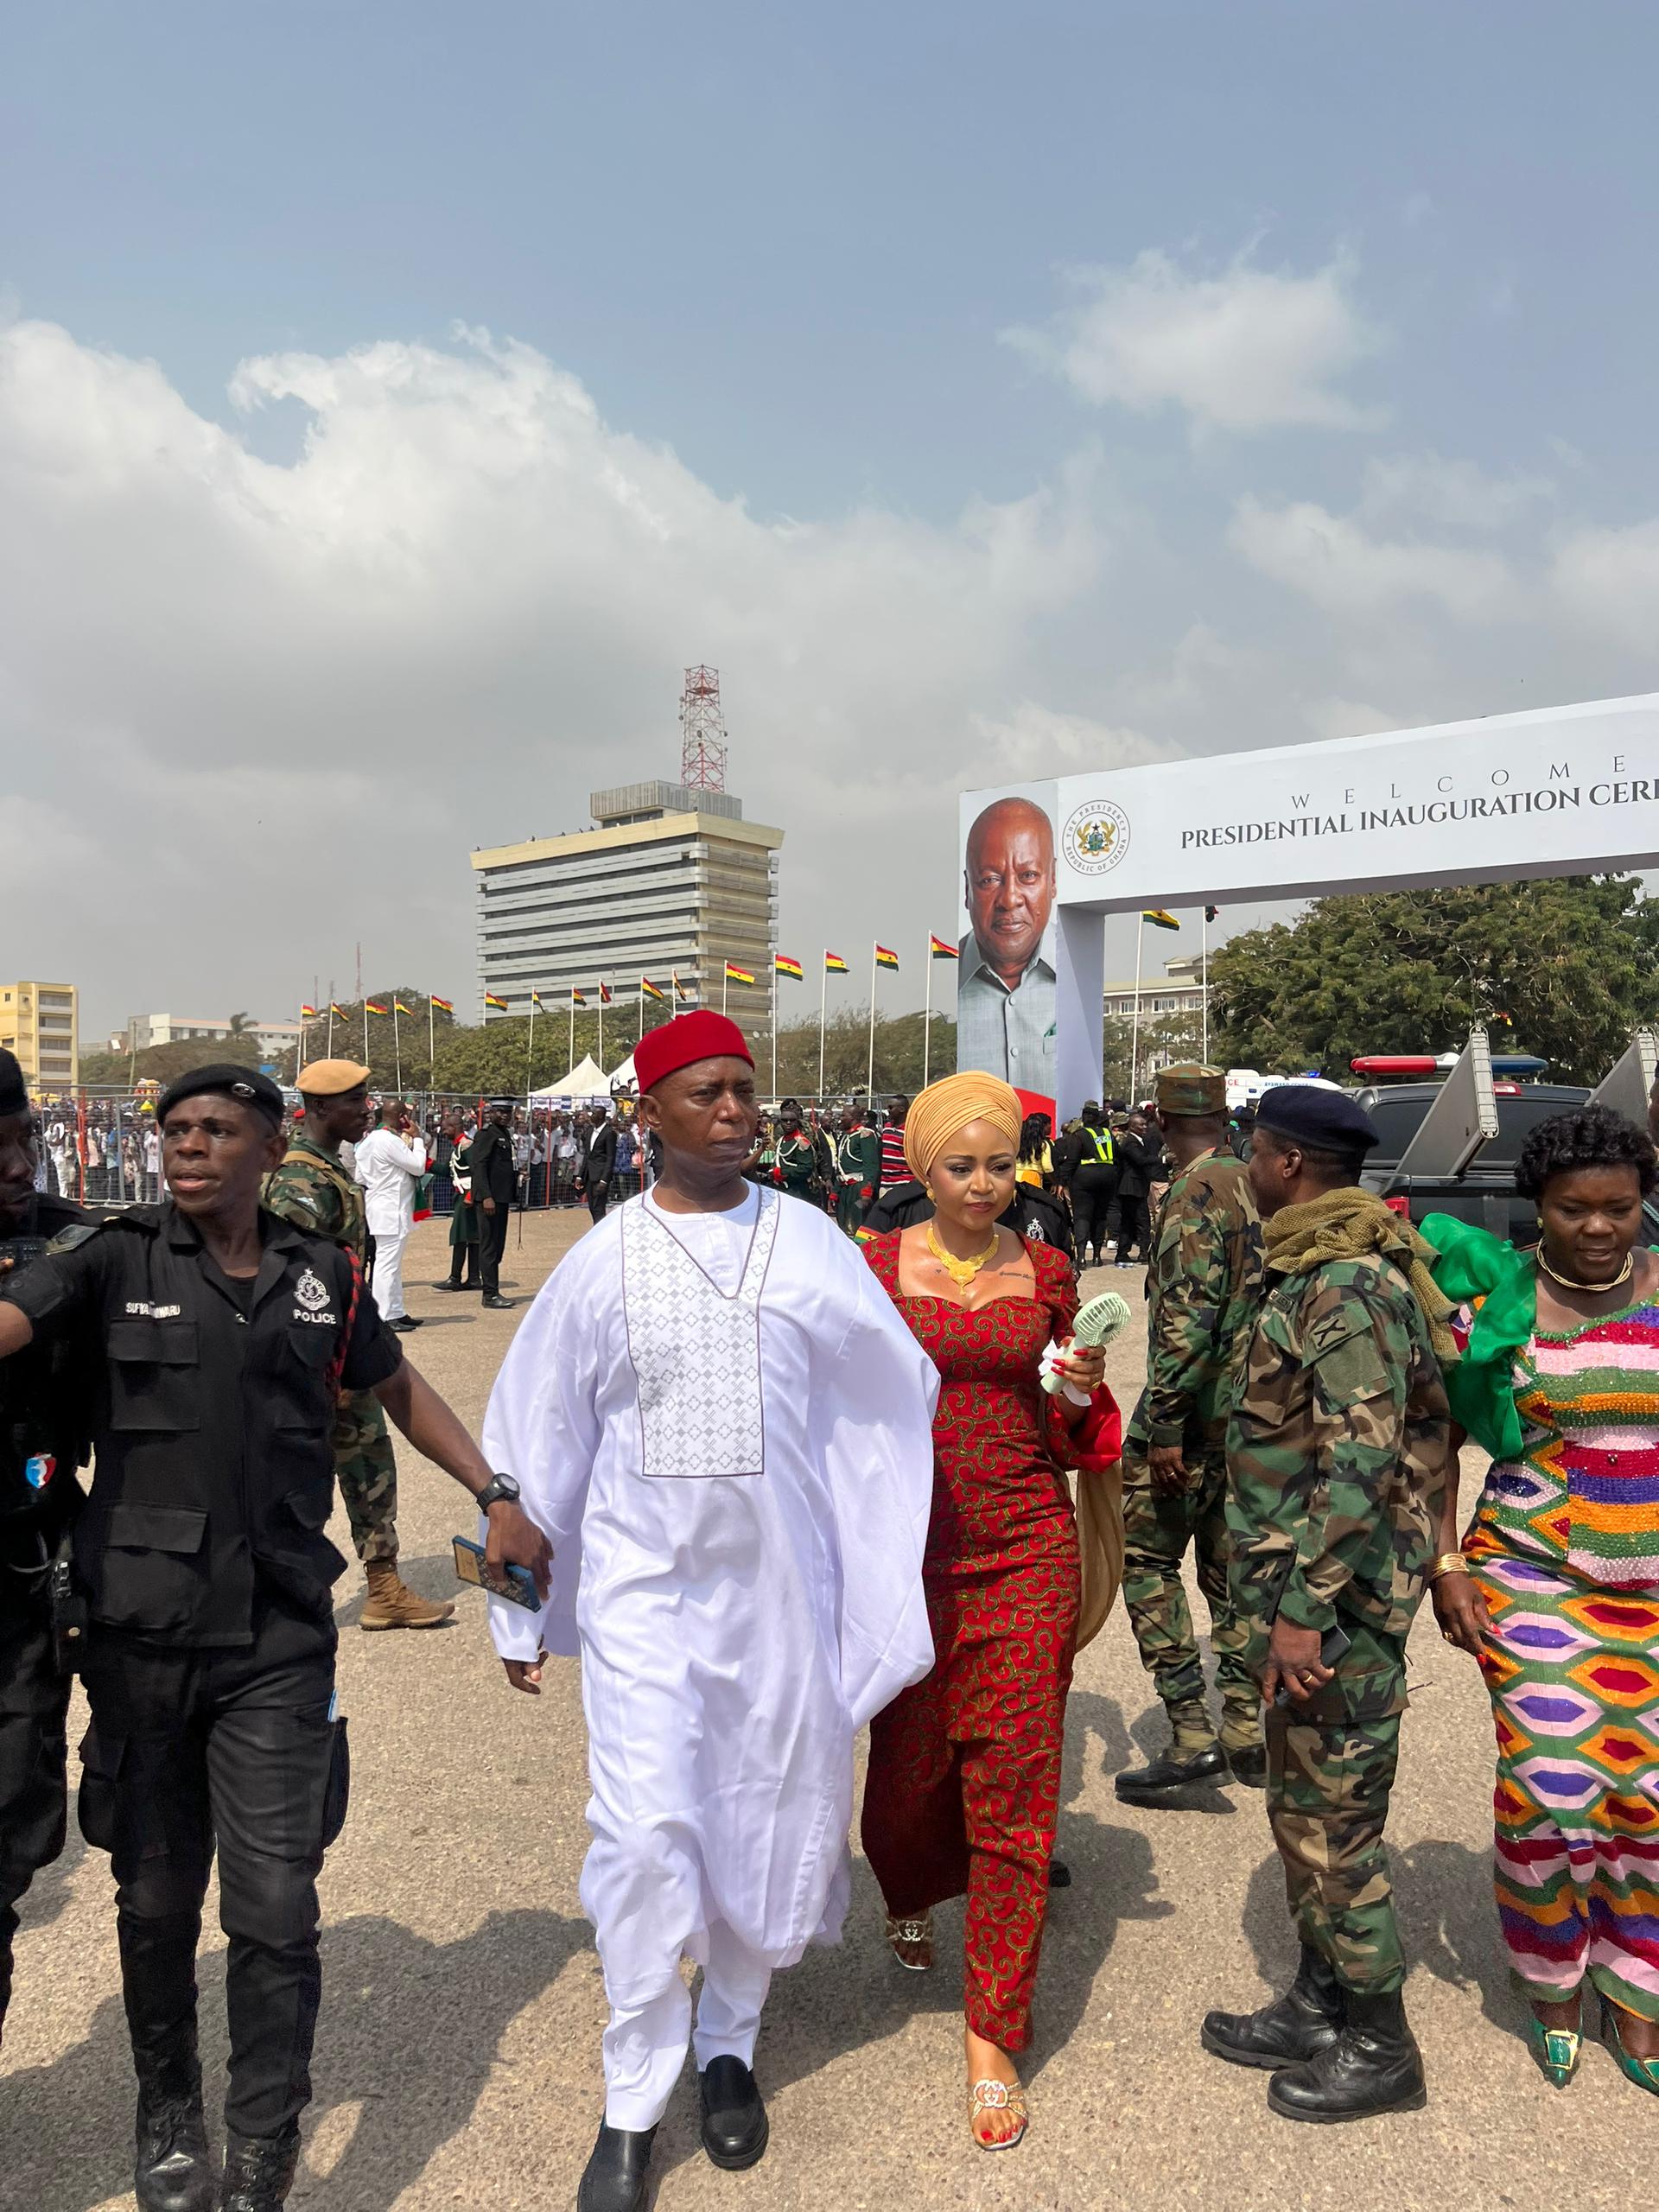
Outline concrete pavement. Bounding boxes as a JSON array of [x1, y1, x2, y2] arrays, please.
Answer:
[[3, 1206, 1632, 2211]]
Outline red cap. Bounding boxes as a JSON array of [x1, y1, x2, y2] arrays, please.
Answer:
[[633, 1010, 753, 1095]]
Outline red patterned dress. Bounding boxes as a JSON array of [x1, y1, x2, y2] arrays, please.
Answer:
[[860, 1234, 1121, 2050]]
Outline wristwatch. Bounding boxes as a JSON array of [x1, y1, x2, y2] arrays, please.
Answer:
[[475, 1472, 521, 1513]]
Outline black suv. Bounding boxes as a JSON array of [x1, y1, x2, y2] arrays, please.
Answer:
[[1355, 1081, 1592, 1243]]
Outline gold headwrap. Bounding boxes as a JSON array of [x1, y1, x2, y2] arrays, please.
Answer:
[[903, 1072, 1023, 1186]]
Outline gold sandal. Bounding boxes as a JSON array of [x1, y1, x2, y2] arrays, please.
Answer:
[[968, 2075, 1028, 2152], [885, 1910, 933, 1971]]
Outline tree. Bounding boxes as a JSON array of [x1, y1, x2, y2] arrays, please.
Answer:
[[1209, 875, 1657, 1084], [225, 1012, 255, 1039], [1103, 1008, 1204, 1102]]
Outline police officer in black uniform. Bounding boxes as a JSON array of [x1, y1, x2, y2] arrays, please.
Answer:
[[0, 1047, 89, 2048], [0, 1065, 550, 2212], [468, 1096, 518, 1309]]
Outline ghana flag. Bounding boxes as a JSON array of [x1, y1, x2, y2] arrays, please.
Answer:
[[570, 987, 587, 1007], [364, 1001, 388, 1014], [300, 1004, 318, 1020], [930, 934, 958, 960], [531, 991, 545, 1011], [1142, 910, 1179, 931], [775, 954, 804, 981], [329, 1002, 348, 1019], [672, 971, 692, 1001], [430, 995, 454, 1014], [824, 950, 849, 974], [875, 944, 899, 970], [726, 962, 755, 985], [641, 976, 667, 1001], [598, 982, 613, 1005], [394, 999, 415, 1016], [483, 992, 509, 1011]]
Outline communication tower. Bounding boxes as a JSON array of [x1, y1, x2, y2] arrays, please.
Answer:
[[679, 664, 728, 792]]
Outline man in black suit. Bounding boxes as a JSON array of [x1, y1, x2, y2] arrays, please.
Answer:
[[469, 1098, 518, 1310], [582, 1108, 619, 1226]]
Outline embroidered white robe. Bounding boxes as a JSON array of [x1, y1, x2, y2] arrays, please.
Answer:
[[482, 1184, 938, 1989]]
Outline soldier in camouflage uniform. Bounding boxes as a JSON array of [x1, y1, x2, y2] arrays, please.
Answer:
[[1202, 1083, 1448, 2124], [1116, 1064, 1266, 1804], [263, 1059, 454, 1630]]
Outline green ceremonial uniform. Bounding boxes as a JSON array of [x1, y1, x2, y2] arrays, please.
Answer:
[[263, 1133, 400, 1565], [1225, 1245, 1448, 1994], [834, 1125, 880, 1234], [1122, 1147, 1264, 1753], [775, 1131, 819, 1201]]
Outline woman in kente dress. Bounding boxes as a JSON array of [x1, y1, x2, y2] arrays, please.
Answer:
[[1427, 1104, 1659, 2096], [860, 1072, 1121, 2151]]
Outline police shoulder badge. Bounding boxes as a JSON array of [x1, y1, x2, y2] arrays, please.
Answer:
[[294, 1267, 332, 1314]]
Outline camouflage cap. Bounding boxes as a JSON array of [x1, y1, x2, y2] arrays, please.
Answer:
[[1154, 1062, 1226, 1116], [297, 1058, 372, 1096]]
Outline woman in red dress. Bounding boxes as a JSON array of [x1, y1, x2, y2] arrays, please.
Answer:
[[861, 1072, 1121, 2151]]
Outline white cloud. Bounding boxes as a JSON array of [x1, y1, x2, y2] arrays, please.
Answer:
[[1230, 495, 1521, 620], [965, 702, 1181, 784], [1004, 246, 1385, 434], [1549, 518, 1659, 650], [1357, 451, 1554, 532], [0, 319, 1103, 1030]]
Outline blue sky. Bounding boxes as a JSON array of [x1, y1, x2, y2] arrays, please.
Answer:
[[3, 3, 1657, 1038]]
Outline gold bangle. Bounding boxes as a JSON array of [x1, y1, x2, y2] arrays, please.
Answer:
[[1429, 1553, 1470, 1581]]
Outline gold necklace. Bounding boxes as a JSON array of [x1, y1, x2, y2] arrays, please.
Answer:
[[1536, 1248, 1634, 1295], [925, 1222, 1000, 1289]]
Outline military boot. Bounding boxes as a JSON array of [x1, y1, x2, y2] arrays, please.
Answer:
[[219, 2126, 300, 2211], [1266, 1987, 1427, 2122], [1201, 1945, 1344, 2069], [1115, 1702, 1225, 1802], [133, 2021, 215, 2212], [359, 1559, 455, 1630]]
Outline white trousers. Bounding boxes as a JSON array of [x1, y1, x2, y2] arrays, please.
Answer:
[[601, 1920, 772, 2131], [370, 1229, 408, 1321]]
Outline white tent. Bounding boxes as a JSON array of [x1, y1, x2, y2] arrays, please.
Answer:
[[529, 1054, 609, 1101]]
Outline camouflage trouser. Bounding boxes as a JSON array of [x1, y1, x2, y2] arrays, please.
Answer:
[[1267, 1621, 1407, 1995], [1120, 1442, 1259, 1747], [332, 1389, 399, 1565]]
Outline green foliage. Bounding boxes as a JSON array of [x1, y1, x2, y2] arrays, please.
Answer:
[[1209, 876, 1657, 1084], [1103, 1009, 1204, 1101], [78, 1032, 267, 1088]]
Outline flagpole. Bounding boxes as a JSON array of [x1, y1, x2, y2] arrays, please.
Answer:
[[294, 1016, 304, 1088], [326, 987, 334, 1059], [923, 931, 933, 1090], [867, 943, 877, 1100], [393, 1002, 403, 1094], [569, 995, 575, 1071], [526, 995, 536, 1096], [1129, 912, 1146, 1107], [1201, 907, 1209, 1062], [363, 997, 370, 1066], [428, 998, 435, 1082], [817, 954, 828, 1103], [723, 965, 728, 1019], [639, 977, 645, 1046], [771, 963, 779, 1102], [598, 988, 604, 1071]]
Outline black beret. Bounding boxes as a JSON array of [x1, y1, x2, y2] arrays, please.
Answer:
[[157, 1064, 287, 1128], [0, 1048, 27, 1118], [1255, 1082, 1379, 1154]]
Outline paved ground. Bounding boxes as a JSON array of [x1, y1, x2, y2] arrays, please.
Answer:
[[3, 1207, 1636, 2211]]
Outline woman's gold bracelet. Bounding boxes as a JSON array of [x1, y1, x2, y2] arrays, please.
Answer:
[[1429, 1553, 1471, 1581]]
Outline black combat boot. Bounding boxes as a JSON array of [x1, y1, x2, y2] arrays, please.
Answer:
[[1201, 1945, 1344, 2069], [133, 2020, 215, 2212], [1114, 1742, 1226, 1802], [1266, 1986, 1427, 2121], [218, 2126, 300, 2211], [699, 2054, 769, 2170], [576, 2122, 657, 2212]]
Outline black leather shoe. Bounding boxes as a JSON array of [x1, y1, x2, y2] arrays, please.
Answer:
[[1115, 1744, 1227, 1802], [431, 1279, 467, 1292], [1266, 1988, 1426, 2121], [576, 2122, 656, 2212], [481, 1294, 515, 1310], [219, 2126, 300, 2210], [1225, 1743, 1269, 1789], [699, 2054, 769, 2171], [1202, 1945, 1344, 2069], [388, 1314, 423, 1332], [133, 2025, 215, 2212]]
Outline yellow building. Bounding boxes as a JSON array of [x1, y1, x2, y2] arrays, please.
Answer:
[[0, 981, 79, 1094]]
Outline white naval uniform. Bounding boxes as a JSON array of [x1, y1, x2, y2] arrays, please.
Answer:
[[482, 1182, 938, 2128], [354, 1128, 427, 1321]]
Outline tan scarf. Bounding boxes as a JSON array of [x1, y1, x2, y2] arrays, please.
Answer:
[[1263, 1185, 1458, 1364]]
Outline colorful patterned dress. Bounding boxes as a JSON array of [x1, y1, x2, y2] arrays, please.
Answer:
[[1455, 1290, 1659, 2024], [859, 1235, 1121, 2051]]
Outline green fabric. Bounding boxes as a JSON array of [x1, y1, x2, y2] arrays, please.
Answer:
[[1419, 1212, 1535, 1463]]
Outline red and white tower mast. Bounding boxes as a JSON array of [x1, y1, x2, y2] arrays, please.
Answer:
[[679, 664, 728, 792]]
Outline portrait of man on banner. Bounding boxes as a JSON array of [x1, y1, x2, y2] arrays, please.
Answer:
[[957, 784, 1058, 1109]]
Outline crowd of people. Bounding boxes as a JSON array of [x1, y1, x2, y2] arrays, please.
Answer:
[[3, 1020, 1658, 2212]]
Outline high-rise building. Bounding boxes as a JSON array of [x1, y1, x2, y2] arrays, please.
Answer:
[[0, 981, 79, 1093], [471, 782, 782, 1021]]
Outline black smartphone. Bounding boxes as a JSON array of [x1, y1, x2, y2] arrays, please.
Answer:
[[1274, 1624, 1352, 1707], [452, 1535, 539, 1611]]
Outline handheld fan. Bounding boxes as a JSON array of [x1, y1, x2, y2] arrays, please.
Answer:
[[1040, 1290, 1132, 1400]]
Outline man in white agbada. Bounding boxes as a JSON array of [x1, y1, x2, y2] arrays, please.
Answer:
[[482, 1011, 939, 2212], [353, 1099, 428, 1330]]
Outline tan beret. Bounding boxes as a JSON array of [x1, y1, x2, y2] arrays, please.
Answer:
[[297, 1058, 372, 1097]]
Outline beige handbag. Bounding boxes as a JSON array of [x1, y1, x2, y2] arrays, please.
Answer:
[[1073, 1458, 1125, 1651]]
